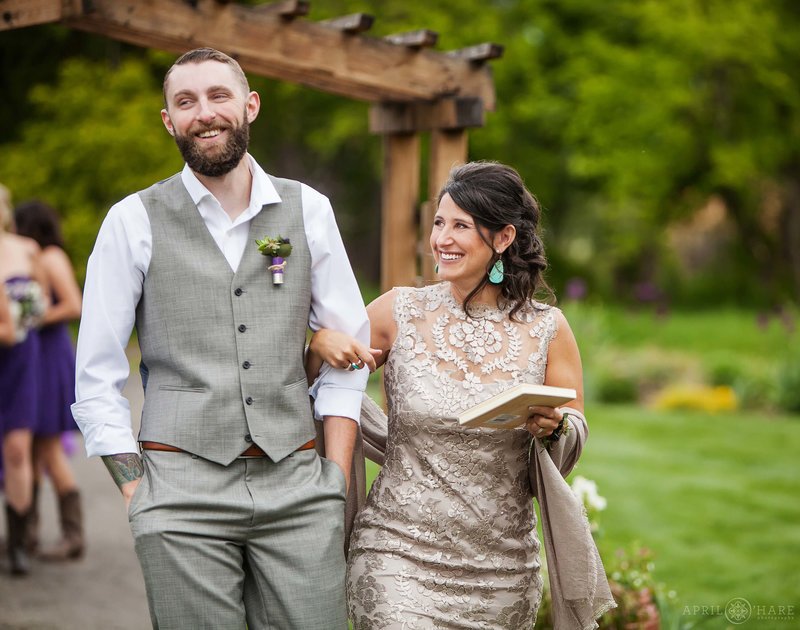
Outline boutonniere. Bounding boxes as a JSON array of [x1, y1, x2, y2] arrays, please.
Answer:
[[256, 235, 293, 285]]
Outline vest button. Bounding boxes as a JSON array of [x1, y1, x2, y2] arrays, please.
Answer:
[[244, 433, 253, 442], [245, 397, 254, 405], [242, 361, 251, 369], [238, 324, 247, 333], [234, 287, 243, 296]]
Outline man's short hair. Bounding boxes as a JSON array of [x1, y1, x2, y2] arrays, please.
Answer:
[[163, 48, 250, 107]]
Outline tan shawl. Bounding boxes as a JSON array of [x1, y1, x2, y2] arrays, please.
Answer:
[[529, 407, 616, 629], [320, 395, 615, 629]]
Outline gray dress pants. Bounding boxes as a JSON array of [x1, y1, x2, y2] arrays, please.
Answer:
[[128, 448, 348, 629]]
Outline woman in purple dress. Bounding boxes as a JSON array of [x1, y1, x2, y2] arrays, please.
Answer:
[[14, 200, 84, 562], [0, 184, 47, 575]]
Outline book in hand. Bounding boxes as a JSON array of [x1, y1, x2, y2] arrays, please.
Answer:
[[458, 383, 577, 429]]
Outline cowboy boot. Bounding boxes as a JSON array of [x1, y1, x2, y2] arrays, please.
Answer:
[[5, 503, 31, 576], [39, 490, 84, 561], [24, 481, 40, 553]]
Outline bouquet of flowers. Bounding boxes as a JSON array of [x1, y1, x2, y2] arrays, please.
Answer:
[[5, 279, 46, 342], [256, 235, 293, 285]]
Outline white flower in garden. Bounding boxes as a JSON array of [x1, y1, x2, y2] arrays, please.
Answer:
[[571, 475, 607, 512]]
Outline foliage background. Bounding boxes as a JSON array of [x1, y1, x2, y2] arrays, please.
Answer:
[[2, 0, 799, 306]]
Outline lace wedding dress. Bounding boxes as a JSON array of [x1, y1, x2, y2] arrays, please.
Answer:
[[346, 282, 561, 630]]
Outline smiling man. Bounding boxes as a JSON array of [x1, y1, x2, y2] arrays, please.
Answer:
[[71, 48, 368, 629]]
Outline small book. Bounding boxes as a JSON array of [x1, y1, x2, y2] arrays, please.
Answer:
[[458, 383, 577, 429]]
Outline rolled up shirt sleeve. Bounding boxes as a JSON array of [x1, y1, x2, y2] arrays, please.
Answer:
[[71, 194, 151, 457], [302, 184, 369, 422]]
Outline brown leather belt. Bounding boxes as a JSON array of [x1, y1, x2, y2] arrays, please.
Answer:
[[140, 440, 315, 457]]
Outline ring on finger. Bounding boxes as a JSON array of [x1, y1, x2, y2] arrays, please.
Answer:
[[535, 426, 545, 436], [349, 362, 360, 370]]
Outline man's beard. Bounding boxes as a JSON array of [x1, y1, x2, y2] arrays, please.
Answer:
[[174, 115, 250, 178]]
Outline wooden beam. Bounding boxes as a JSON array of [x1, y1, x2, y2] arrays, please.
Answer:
[[369, 97, 484, 134], [423, 129, 468, 281], [251, 1, 310, 18], [447, 42, 504, 63], [10, 0, 497, 107], [384, 29, 438, 49], [381, 133, 420, 291], [319, 13, 373, 34], [0, 0, 76, 30]]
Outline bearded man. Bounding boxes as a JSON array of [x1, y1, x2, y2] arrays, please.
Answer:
[[72, 48, 368, 629]]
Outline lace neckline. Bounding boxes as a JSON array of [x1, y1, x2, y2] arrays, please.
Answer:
[[387, 283, 559, 415], [436, 282, 513, 320], [392, 282, 554, 386]]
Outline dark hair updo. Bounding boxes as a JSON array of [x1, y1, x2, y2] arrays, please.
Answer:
[[437, 161, 553, 320], [14, 200, 65, 249]]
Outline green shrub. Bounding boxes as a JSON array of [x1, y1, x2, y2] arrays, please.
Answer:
[[585, 347, 703, 405], [600, 544, 664, 630], [775, 359, 800, 413], [594, 370, 639, 404], [705, 352, 745, 387], [731, 368, 776, 410], [703, 352, 776, 410]]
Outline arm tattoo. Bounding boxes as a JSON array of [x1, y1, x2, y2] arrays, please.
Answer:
[[102, 453, 144, 491]]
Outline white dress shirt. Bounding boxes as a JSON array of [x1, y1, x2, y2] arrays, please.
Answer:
[[72, 155, 369, 458]]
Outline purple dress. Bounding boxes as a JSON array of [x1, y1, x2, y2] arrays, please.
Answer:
[[0, 277, 42, 435], [35, 318, 77, 436]]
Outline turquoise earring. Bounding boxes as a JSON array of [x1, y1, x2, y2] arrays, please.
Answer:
[[434, 263, 439, 274], [488, 256, 504, 284]]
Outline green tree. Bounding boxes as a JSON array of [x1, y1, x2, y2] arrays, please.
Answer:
[[2, 2, 799, 305], [0, 49, 181, 282]]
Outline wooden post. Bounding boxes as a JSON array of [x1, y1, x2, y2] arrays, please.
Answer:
[[423, 128, 468, 281], [381, 133, 421, 292], [370, 100, 477, 286]]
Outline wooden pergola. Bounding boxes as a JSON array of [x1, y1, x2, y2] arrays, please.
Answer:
[[1, 0, 502, 291]]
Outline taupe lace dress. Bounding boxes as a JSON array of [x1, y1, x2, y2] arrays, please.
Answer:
[[346, 283, 561, 630]]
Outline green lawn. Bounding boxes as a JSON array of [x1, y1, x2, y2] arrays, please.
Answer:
[[562, 304, 799, 361], [578, 404, 800, 628]]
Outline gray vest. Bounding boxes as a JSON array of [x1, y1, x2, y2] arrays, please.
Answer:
[[135, 173, 314, 465]]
